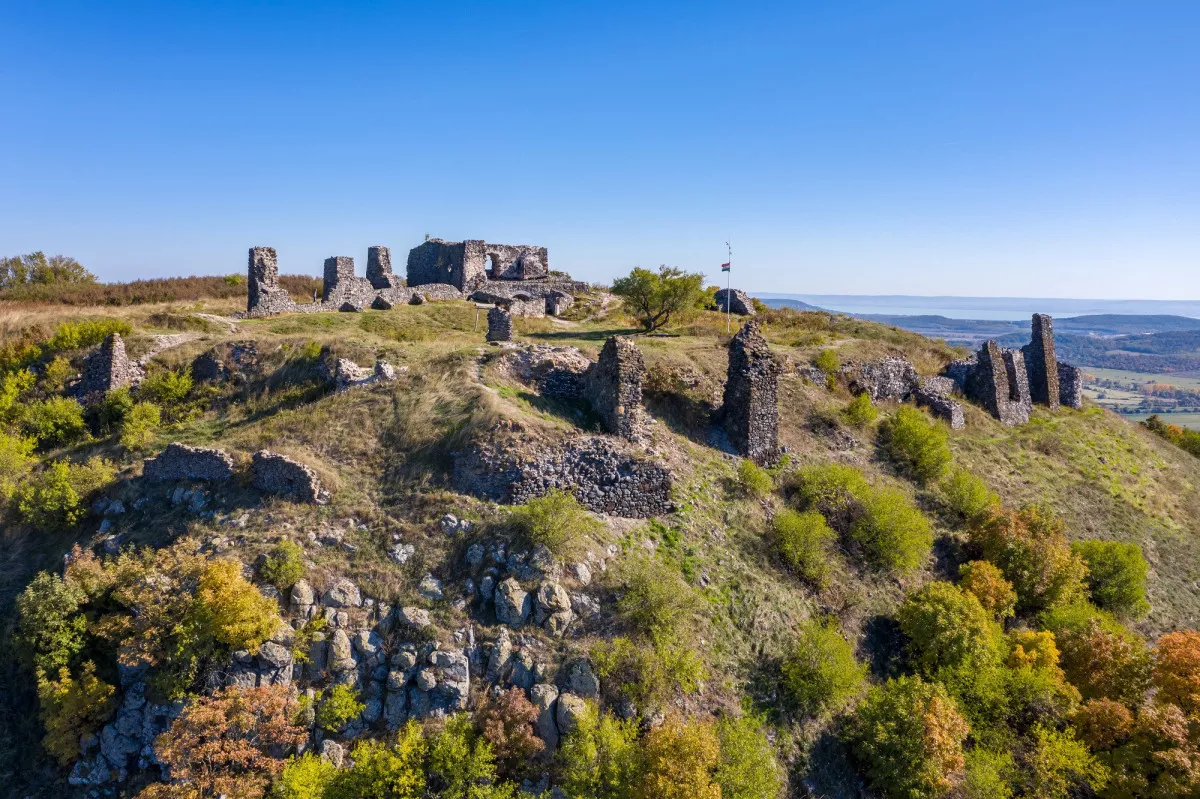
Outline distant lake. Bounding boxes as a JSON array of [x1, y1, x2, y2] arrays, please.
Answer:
[[756, 294, 1200, 321]]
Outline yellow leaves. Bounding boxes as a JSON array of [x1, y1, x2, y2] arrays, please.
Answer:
[[1154, 630, 1200, 714], [920, 691, 970, 794], [36, 661, 117, 765], [196, 558, 280, 653], [636, 715, 722, 799], [1008, 630, 1063, 674]]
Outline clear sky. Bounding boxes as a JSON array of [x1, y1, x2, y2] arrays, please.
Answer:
[[2, 1, 1198, 298]]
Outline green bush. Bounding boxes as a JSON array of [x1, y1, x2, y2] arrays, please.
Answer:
[[848, 484, 933, 574], [849, 675, 970, 799], [508, 489, 601, 557], [0, 431, 36, 500], [46, 318, 131, 351], [426, 714, 499, 799], [737, 459, 773, 497], [590, 634, 706, 710], [96, 387, 134, 433], [21, 396, 88, 448], [14, 457, 115, 531], [879, 405, 952, 484], [897, 582, 999, 675], [0, 368, 35, 423], [37, 661, 117, 765], [940, 467, 999, 525], [119, 401, 160, 451], [15, 571, 88, 675], [790, 463, 871, 526], [782, 619, 866, 718], [1071, 540, 1150, 619], [617, 557, 706, 642], [773, 509, 835, 587], [40, 356, 74, 394], [814, 348, 840, 375], [842, 393, 878, 427], [557, 702, 642, 799], [259, 540, 307, 591], [138, 366, 194, 408], [336, 723, 427, 798], [964, 748, 1015, 799], [970, 506, 1087, 613], [715, 714, 783, 799], [315, 684, 365, 733], [274, 752, 338, 799]]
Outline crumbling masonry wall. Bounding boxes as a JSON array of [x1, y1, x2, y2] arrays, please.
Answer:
[[143, 443, 235, 482], [1022, 313, 1060, 409], [323, 256, 376, 308], [1058, 363, 1083, 409], [247, 247, 298, 316], [487, 307, 513, 342], [366, 246, 399, 289], [76, 333, 145, 405], [407, 238, 552, 292], [960, 341, 1032, 426], [582, 337, 645, 440], [720, 320, 780, 464], [252, 451, 327, 504]]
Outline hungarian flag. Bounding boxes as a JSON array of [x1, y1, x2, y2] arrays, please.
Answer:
[[720, 262, 730, 272]]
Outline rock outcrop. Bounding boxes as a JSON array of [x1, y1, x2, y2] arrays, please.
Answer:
[[714, 288, 755, 316]]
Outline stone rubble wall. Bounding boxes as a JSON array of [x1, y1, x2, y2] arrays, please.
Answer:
[[714, 288, 755, 316], [453, 435, 672, 518], [957, 341, 1031, 426], [914, 377, 965, 429], [142, 443, 235, 483], [581, 337, 646, 440], [407, 238, 554, 291], [841, 356, 919, 402], [486, 307, 513, 342], [247, 246, 299, 316], [720, 320, 779, 465], [1058, 362, 1084, 409], [366, 246, 399, 289], [76, 333, 145, 405], [251, 450, 328, 504], [1022, 313, 1061, 409], [546, 291, 575, 316]]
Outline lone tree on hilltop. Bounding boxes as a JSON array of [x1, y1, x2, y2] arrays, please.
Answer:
[[612, 265, 705, 332]]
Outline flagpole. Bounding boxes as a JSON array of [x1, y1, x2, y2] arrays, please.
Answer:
[[725, 238, 732, 334]]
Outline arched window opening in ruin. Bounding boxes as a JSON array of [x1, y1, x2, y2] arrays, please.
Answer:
[[485, 255, 496, 277]]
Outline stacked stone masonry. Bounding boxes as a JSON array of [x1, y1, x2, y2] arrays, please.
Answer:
[[366, 246, 398, 289], [251, 450, 328, 504], [582, 337, 646, 440], [1021, 313, 1061, 409], [720, 320, 779, 465], [714, 288, 755, 316], [143, 443, 235, 483], [76, 333, 145, 405], [406, 238, 549, 291], [486, 307, 513, 342]]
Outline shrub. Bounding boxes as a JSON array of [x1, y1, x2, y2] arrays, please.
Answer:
[[879, 405, 952, 484], [46, 318, 130, 351], [790, 463, 871, 528], [138, 366, 193, 409], [196, 559, 281, 650], [336, 724, 427, 799], [40, 355, 74, 394], [842, 393, 878, 427], [37, 662, 117, 765], [736, 459, 773, 497], [557, 702, 641, 799], [782, 619, 866, 718], [636, 714, 722, 799], [715, 714, 784, 799], [970, 506, 1088, 613], [0, 368, 36, 423], [1153, 630, 1200, 714], [508, 489, 601, 557], [849, 676, 969, 799], [848, 484, 933, 573], [316, 684, 365, 733], [897, 582, 999, 676], [617, 557, 706, 642], [259, 540, 306, 591], [0, 431, 36, 500], [590, 635, 706, 711], [151, 685, 306, 799], [479, 686, 545, 778], [119, 401, 161, 451], [274, 752, 338, 799], [15, 457, 115, 531], [1071, 540, 1150, 619], [15, 571, 88, 675], [97, 387, 134, 433], [773, 509, 835, 587], [427, 714, 498, 799], [964, 748, 1015, 799], [1021, 725, 1108, 799], [814, 348, 841, 376], [939, 468, 999, 526], [1044, 606, 1152, 705], [21, 396, 88, 448], [959, 560, 1017, 620]]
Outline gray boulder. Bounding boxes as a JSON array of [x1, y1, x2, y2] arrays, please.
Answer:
[[556, 693, 588, 736], [531, 683, 560, 749], [494, 578, 531, 628]]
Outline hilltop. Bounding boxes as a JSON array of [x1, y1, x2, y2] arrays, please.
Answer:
[[1, 274, 1200, 798]]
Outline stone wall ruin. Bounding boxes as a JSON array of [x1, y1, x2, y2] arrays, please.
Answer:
[[406, 238, 549, 291], [366, 246, 399, 289], [143, 443, 235, 483], [582, 337, 645, 440], [251, 451, 328, 504], [720, 320, 779, 465], [76, 333, 145, 404], [1021, 313, 1060, 409], [487, 307, 513, 342], [714, 288, 755, 316]]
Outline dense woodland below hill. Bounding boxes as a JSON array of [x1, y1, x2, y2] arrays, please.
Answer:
[[2, 269, 1200, 798]]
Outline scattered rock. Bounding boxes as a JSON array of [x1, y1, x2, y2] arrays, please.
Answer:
[[494, 578, 531, 628]]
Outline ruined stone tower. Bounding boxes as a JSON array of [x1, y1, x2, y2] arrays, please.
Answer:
[[721, 320, 779, 465], [366, 246, 398, 289], [584, 336, 646, 440], [1022, 313, 1060, 409], [962, 341, 1032, 426], [247, 246, 297, 316], [486, 307, 513, 342], [76, 333, 143, 404]]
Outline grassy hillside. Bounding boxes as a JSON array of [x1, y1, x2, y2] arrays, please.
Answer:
[[2, 295, 1200, 797]]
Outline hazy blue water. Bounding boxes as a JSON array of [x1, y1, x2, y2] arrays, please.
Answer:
[[757, 294, 1200, 321]]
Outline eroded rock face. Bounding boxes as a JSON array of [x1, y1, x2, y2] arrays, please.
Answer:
[[714, 288, 755, 316], [251, 450, 327, 503], [142, 443, 235, 483], [556, 693, 587, 735], [531, 683, 560, 748], [720, 320, 779, 465], [495, 578, 531, 628]]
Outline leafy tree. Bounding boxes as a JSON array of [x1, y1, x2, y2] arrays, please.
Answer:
[[1072, 698, 1134, 753], [427, 714, 499, 799], [0, 252, 96, 288], [15, 457, 115, 531], [1021, 725, 1108, 799], [736, 459, 773, 497], [791, 462, 871, 527], [635, 714, 721, 799], [714, 714, 784, 799], [1072, 540, 1151, 619], [1045, 608, 1152, 705], [316, 684, 365, 733], [848, 484, 933, 574], [773, 509, 835, 588], [508, 489, 601, 557], [939, 468, 999, 526], [40, 355, 74, 395], [1080, 701, 1200, 798], [478, 686, 544, 778], [963, 748, 1015, 799], [21, 396, 88, 448], [969, 506, 1088, 613], [259, 540, 307, 591], [119, 401, 161, 451], [611, 266, 705, 332], [37, 661, 117, 765], [16, 570, 89, 678], [273, 752, 338, 799], [879, 405, 952, 485], [149, 685, 306, 799], [1153, 630, 1200, 714], [335, 724, 427, 799], [849, 675, 969, 799], [557, 701, 642, 799], [782, 619, 866, 718], [97, 387, 134, 433], [0, 431, 36, 500], [897, 581, 998, 675], [842, 392, 878, 427], [959, 560, 1017, 620]]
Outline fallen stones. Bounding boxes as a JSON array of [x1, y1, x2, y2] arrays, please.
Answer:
[[914, 377, 965, 430], [191, 341, 259, 384], [720, 320, 779, 465], [842, 356, 918, 402], [251, 450, 328, 504], [142, 443, 235, 483]]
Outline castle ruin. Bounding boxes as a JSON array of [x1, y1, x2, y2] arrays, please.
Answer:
[[486, 307, 513, 342], [720, 320, 779, 464], [76, 333, 144, 404], [1022, 313, 1060, 409], [583, 337, 646, 440]]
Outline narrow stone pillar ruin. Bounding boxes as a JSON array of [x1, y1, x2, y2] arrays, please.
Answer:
[[963, 341, 1031, 426], [77, 333, 143, 404], [323, 256, 356, 301], [367, 246, 398, 289], [720, 320, 779, 465], [1058, 363, 1084, 409], [583, 336, 646, 440], [1022, 313, 1060, 409], [486, 307, 513, 342], [247, 246, 296, 316]]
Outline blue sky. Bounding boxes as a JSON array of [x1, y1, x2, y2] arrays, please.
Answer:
[[2, 1, 1198, 298]]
